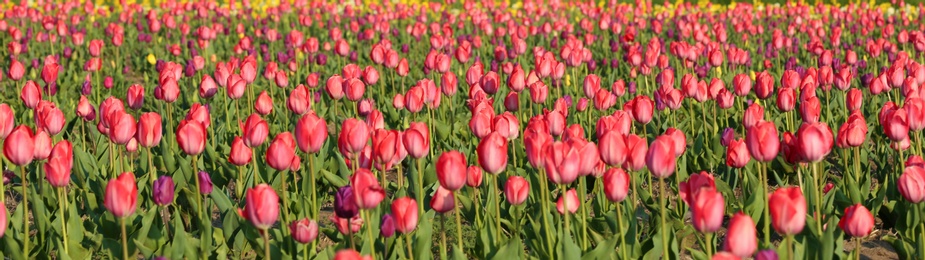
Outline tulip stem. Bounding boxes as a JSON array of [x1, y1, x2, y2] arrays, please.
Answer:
[[121, 217, 129, 260], [704, 232, 713, 258], [538, 170, 554, 258], [579, 177, 588, 250], [364, 210, 375, 253], [855, 238, 861, 260], [58, 187, 68, 255], [854, 147, 862, 187], [309, 154, 317, 218], [147, 147, 156, 186], [811, 163, 823, 235], [786, 235, 794, 260], [416, 158, 425, 216], [405, 233, 415, 260], [616, 201, 627, 260], [439, 214, 448, 260], [658, 177, 669, 259], [761, 162, 771, 246], [193, 155, 203, 217], [454, 191, 464, 251], [262, 229, 271, 259], [20, 166, 29, 256], [493, 173, 503, 239]]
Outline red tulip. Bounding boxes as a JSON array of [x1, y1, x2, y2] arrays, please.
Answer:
[[470, 107, 494, 139], [679, 172, 717, 205], [241, 114, 269, 148], [44, 140, 72, 187], [504, 176, 530, 205], [295, 112, 327, 154], [733, 74, 752, 96], [240, 184, 279, 230], [20, 80, 41, 109], [795, 122, 834, 162], [846, 88, 863, 111], [556, 189, 580, 214], [570, 139, 600, 176], [266, 132, 298, 171], [726, 138, 751, 168], [836, 113, 867, 148], [430, 186, 456, 214], [339, 118, 370, 156], [646, 135, 677, 178], [326, 75, 345, 100], [405, 86, 425, 113], [254, 91, 273, 116], [159, 77, 181, 103], [104, 172, 138, 218], [544, 141, 580, 184], [724, 213, 758, 258], [31, 130, 51, 160], [41, 62, 59, 85], [477, 132, 509, 174], [691, 189, 725, 233], [137, 113, 162, 148], [742, 103, 764, 129], [287, 84, 311, 115], [127, 84, 145, 110], [623, 134, 648, 171], [839, 204, 874, 237], [799, 97, 821, 123], [628, 95, 654, 124], [229, 137, 253, 166], [176, 120, 207, 155], [350, 168, 385, 209], [529, 81, 549, 104], [8, 59, 24, 81], [290, 218, 319, 244], [602, 168, 630, 202], [274, 71, 290, 88], [5, 125, 34, 166], [345, 78, 365, 102], [35, 101, 64, 136], [776, 87, 795, 112], [756, 71, 775, 99], [108, 111, 136, 145], [900, 166, 925, 203], [334, 249, 373, 260], [745, 121, 780, 162], [437, 151, 467, 191], [599, 130, 627, 167], [403, 122, 430, 159], [0, 104, 13, 139], [226, 74, 247, 99], [583, 74, 601, 99], [545, 109, 566, 137], [391, 197, 418, 234], [768, 187, 806, 235], [492, 112, 520, 140]]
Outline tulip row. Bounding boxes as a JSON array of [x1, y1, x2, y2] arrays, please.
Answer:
[[2, 0, 925, 260]]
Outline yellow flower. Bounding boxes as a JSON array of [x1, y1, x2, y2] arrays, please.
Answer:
[[566, 74, 572, 87], [714, 67, 722, 77], [749, 71, 756, 81], [146, 54, 157, 65]]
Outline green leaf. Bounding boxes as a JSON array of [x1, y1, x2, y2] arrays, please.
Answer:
[[581, 236, 618, 260], [556, 232, 581, 260], [413, 211, 435, 260], [321, 169, 348, 187], [489, 237, 523, 260]]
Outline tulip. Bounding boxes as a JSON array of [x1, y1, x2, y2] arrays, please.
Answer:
[[290, 218, 319, 244], [437, 151, 467, 191], [198, 171, 214, 195], [295, 112, 328, 154], [240, 184, 279, 230], [35, 101, 64, 136], [477, 132, 508, 174], [334, 249, 372, 260], [883, 107, 910, 142], [899, 166, 925, 203], [287, 85, 311, 115], [756, 250, 779, 260], [4, 125, 34, 166], [492, 112, 520, 140], [623, 134, 648, 171], [556, 189, 580, 214], [0, 104, 13, 139], [351, 169, 385, 209], [31, 130, 52, 161], [746, 121, 780, 162], [846, 88, 863, 111], [380, 214, 396, 238], [602, 168, 630, 202], [339, 118, 369, 156], [43, 140, 72, 187], [723, 213, 757, 258], [599, 130, 627, 166], [228, 137, 253, 166], [838, 204, 874, 237], [795, 122, 834, 162], [152, 176, 174, 206], [725, 138, 751, 168], [127, 84, 145, 110], [241, 114, 269, 148], [254, 91, 273, 115], [544, 141, 580, 184], [430, 186, 456, 213], [334, 186, 359, 218], [391, 197, 419, 234], [712, 252, 741, 260], [742, 103, 764, 129], [137, 113, 163, 148], [403, 122, 430, 159], [176, 120, 207, 155], [691, 189, 725, 233], [647, 135, 677, 178], [105, 172, 138, 218], [768, 187, 806, 235], [570, 139, 600, 176], [21, 80, 41, 109], [108, 111, 136, 145], [330, 215, 363, 236], [467, 166, 483, 187]]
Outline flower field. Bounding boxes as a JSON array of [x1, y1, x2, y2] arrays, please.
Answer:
[[1, 0, 924, 259]]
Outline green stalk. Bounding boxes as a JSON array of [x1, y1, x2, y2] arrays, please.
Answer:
[[454, 191, 464, 251], [762, 162, 772, 245], [579, 177, 588, 249], [405, 234, 415, 260], [658, 177, 669, 259], [811, 163, 823, 235], [616, 201, 627, 260], [21, 166, 29, 256], [561, 184, 571, 243], [59, 187, 68, 255], [263, 229, 271, 259], [439, 214, 447, 260], [494, 173, 503, 240], [193, 155, 202, 217], [705, 232, 713, 259], [121, 217, 129, 260], [416, 158, 425, 215]]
